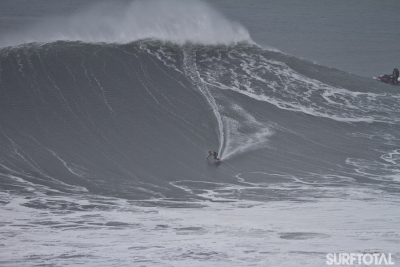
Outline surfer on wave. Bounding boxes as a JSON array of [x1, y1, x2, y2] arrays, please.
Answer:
[[207, 151, 220, 161]]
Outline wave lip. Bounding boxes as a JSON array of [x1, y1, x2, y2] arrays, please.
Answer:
[[1, 0, 253, 47]]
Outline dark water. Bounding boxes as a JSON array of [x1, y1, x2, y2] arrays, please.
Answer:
[[0, 1, 399, 266]]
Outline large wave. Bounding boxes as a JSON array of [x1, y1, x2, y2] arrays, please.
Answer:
[[2, 39, 400, 201], [1, 0, 400, 202]]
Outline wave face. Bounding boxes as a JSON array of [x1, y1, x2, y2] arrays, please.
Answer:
[[1, 39, 400, 203]]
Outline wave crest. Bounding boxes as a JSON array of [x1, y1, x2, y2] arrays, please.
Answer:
[[2, 0, 252, 47]]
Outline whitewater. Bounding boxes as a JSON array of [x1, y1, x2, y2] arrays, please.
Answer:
[[1, 1, 399, 266]]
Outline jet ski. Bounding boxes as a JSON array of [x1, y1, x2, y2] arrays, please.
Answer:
[[375, 74, 400, 86]]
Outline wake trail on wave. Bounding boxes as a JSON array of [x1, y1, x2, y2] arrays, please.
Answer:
[[180, 46, 273, 160], [182, 48, 225, 156]]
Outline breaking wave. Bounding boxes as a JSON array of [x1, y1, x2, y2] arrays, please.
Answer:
[[0, 0, 252, 48]]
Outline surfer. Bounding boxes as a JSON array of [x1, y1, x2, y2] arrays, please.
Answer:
[[393, 68, 399, 84], [207, 151, 220, 161]]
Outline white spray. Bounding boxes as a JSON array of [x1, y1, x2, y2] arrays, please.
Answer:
[[0, 0, 251, 48]]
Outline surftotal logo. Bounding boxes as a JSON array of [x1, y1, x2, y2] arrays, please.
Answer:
[[326, 253, 395, 265]]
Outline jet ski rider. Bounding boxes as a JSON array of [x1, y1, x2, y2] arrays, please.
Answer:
[[393, 68, 399, 84]]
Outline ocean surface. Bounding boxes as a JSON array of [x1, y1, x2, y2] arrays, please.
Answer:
[[0, 1, 399, 266]]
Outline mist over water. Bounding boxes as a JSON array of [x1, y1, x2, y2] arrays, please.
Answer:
[[1, 0, 251, 47]]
